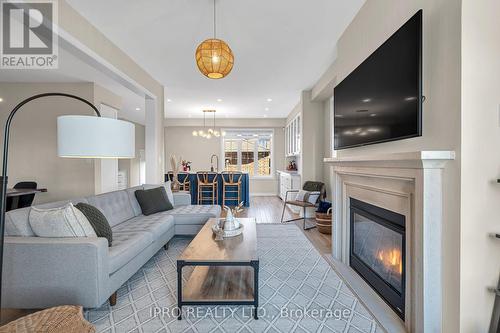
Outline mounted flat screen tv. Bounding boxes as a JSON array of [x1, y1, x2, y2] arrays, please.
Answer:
[[334, 10, 423, 150]]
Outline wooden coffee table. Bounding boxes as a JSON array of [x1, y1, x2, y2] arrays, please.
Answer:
[[177, 218, 259, 320]]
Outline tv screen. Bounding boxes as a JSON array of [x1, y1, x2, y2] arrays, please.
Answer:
[[334, 10, 423, 150]]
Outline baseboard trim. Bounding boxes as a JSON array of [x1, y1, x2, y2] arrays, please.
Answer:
[[250, 192, 278, 197]]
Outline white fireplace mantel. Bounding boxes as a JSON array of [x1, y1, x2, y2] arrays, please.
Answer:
[[323, 151, 455, 333], [324, 150, 456, 168]]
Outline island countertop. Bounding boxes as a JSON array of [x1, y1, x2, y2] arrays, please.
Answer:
[[165, 172, 250, 207]]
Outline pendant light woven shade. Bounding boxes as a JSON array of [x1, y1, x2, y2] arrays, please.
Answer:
[[195, 38, 234, 79]]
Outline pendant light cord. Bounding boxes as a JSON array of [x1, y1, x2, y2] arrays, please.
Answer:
[[213, 0, 216, 39]]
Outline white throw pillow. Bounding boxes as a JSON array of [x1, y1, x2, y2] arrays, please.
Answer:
[[295, 190, 308, 202], [163, 181, 174, 204], [29, 203, 97, 238], [295, 190, 321, 204]]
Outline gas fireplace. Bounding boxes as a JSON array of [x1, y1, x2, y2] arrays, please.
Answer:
[[349, 198, 406, 319]]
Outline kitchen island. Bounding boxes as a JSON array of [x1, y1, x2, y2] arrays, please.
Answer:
[[165, 172, 250, 207]]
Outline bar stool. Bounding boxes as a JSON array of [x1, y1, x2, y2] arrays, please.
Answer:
[[177, 172, 191, 193], [221, 171, 243, 207], [197, 172, 218, 205], [166, 172, 191, 193]]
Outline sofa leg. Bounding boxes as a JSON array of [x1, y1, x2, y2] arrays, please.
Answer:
[[109, 292, 117, 306], [164, 242, 169, 250]]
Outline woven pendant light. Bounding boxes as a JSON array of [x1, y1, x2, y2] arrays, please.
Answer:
[[195, 0, 234, 79]]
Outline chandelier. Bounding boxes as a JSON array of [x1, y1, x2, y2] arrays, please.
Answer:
[[195, 0, 234, 79], [192, 110, 226, 139]]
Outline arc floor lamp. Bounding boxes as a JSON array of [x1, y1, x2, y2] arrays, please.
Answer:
[[0, 92, 135, 311]]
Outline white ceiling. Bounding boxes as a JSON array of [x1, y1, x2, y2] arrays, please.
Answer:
[[0, 47, 147, 124], [66, 0, 365, 118]]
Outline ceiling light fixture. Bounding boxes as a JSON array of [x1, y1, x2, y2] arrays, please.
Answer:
[[264, 107, 269, 111], [135, 107, 141, 111], [217, 98, 222, 102], [195, 0, 234, 79], [167, 99, 172, 102], [192, 110, 225, 139], [266, 98, 272, 102]]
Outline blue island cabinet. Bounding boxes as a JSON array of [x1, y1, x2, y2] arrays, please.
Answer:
[[165, 173, 250, 207]]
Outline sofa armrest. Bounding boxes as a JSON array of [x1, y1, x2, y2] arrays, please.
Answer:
[[173, 192, 191, 207], [3, 236, 109, 309]]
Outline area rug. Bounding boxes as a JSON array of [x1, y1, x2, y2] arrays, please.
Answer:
[[85, 224, 383, 333]]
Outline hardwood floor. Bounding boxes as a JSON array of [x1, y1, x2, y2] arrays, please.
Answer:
[[237, 196, 332, 255]]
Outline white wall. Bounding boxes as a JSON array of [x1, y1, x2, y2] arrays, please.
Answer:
[[164, 118, 285, 195], [312, 1, 462, 331], [119, 122, 145, 187], [461, 0, 500, 330]]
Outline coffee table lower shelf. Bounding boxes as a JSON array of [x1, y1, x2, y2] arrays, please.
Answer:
[[177, 260, 259, 320]]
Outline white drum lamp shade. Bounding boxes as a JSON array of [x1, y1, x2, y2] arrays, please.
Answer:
[[57, 116, 135, 158]]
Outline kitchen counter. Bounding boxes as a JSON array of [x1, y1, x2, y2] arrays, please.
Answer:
[[165, 173, 250, 207], [277, 170, 300, 175]]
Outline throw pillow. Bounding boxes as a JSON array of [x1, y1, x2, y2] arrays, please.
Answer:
[[29, 203, 97, 238], [163, 181, 174, 205], [295, 190, 321, 204], [75, 202, 113, 247], [135, 187, 173, 216]]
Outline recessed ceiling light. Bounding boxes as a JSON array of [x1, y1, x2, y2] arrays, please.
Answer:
[[264, 107, 269, 111], [135, 107, 141, 111], [167, 98, 172, 102], [266, 98, 272, 102], [217, 98, 222, 102]]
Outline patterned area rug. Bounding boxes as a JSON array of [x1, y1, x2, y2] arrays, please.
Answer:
[[85, 224, 383, 333]]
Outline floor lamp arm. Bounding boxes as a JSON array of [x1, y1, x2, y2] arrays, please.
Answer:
[[0, 92, 101, 314]]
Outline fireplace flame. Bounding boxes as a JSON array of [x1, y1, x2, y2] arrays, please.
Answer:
[[377, 248, 403, 275]]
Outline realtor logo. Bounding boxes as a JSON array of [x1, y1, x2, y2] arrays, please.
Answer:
[[1, 0, 58, 69]]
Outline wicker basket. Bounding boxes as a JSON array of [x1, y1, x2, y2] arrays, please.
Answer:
[[0, 305, 95, 333], [315, 208, 332, 234]]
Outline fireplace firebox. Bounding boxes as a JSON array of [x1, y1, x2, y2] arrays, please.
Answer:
[[349, 198, 406, 319]]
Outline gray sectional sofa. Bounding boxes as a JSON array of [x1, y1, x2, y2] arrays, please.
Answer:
[[2, 185, 221, 309]]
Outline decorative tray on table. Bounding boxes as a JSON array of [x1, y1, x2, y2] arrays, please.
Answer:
[[211, 222, 244, 238]]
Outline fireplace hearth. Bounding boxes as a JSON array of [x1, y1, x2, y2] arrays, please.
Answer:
[[349, 198, 406, 319]]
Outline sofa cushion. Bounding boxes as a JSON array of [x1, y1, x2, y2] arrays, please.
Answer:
[[167, 205, 221, 225], [109, 231, 153, 274], [5, 198, 89, 237], [5, 207, 34, 236], [126, 186, 144, 216], [87, 190, 135, 228], [134, 187, 173, 216], [112, 212, 174, 237], [75, 203, 113, 247], [29, 203, 97, 238]]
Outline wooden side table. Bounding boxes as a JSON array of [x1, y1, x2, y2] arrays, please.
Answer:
[[0, 306, 94, 333]]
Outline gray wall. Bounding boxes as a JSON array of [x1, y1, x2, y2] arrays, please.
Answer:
[[0, 83, 96, 203]]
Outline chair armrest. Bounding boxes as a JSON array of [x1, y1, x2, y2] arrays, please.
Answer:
[[284, 189, 299, 202], [3, 236, 109, 308], [173, 192, 191, 206]]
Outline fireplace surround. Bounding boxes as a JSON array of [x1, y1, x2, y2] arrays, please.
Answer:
[[324, 151, 454, 332]]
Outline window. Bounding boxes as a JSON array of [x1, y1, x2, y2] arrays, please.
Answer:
[[222, 130, 273, 177]]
